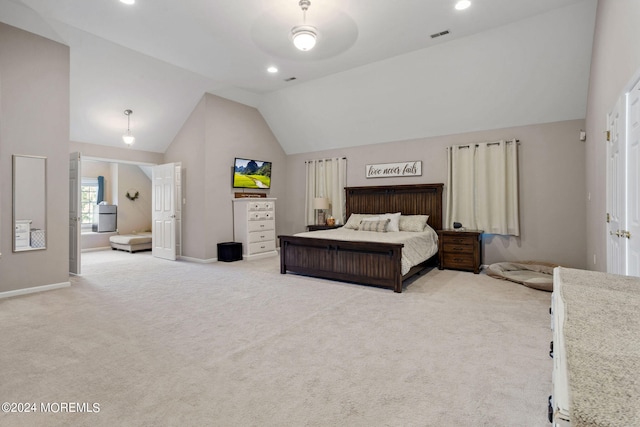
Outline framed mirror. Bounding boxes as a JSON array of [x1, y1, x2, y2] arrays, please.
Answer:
[[13, 155, 47, 252]]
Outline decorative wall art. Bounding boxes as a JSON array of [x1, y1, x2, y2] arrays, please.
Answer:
[[365, 161, 422, 178]]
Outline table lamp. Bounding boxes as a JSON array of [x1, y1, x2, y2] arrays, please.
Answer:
[[313, 197, 330, 225]]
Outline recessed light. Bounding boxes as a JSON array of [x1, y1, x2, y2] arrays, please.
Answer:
[[267, 66, 278, 74], [120, 0, 135, 5], [455, 0, 471, 10]]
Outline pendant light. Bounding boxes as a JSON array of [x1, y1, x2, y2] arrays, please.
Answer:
[[123, 109, 135, 146]]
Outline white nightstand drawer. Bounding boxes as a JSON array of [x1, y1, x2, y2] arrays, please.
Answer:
[[248, 229, 275, 243], [248, 220, 274, 232], [249, 240, 275, 254]]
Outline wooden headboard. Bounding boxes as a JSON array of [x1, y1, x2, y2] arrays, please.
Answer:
[[345, 184, 444, 231]]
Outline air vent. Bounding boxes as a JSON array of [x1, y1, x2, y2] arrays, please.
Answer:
[[430, 30, 450, 39], [284, 77, 297, 82]]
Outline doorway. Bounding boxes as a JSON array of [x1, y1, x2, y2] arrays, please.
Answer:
[[69, 154, 176, 274]]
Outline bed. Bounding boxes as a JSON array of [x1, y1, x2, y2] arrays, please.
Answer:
[[279, 184, 443, 293], [109, 232, 152, 253]]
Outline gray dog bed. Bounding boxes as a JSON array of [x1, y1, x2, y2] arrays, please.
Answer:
[[486, 261, 556, 291]]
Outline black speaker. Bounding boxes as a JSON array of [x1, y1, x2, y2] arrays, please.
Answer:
[[217, 242, 242, 262]]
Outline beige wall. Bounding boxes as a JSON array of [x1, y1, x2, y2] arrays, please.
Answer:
[[0, 22, 70, 292], [115, 163, 152, 235], [285, 120, 587, 268], [164, 96, 207, 259], [164, 93, 287, 261], [584, 0, 640, 271]]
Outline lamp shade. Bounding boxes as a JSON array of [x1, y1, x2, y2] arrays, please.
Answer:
[[292, 26, 317, 51], [122, 133, 135, 145], [313, 197, 329, 210]]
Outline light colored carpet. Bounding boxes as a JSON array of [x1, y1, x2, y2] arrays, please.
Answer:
[[0, 250, 552, 426]]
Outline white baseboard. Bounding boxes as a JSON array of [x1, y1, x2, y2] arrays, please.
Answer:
[[82, 246, 111, 253], [243, 251, 278, 261], [0, 281, 71, 299], [179, 255, 217, 264]]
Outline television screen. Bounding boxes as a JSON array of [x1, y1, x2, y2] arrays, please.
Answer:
[[233, 158, 272, 189]]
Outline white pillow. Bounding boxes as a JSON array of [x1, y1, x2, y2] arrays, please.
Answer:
[[399, 215, 430, 232], [380, 212, 401, 232], [344, 214, 376, 230]]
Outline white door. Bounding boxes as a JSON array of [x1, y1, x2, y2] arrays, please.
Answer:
[[69, 152, 81, 274], [606, 98, 626, 274], [627, 79, 640, 276], [152, 163, 180, 260], [174, 163, 182, 257]]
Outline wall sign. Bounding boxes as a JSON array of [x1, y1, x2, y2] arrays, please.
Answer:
[[365, 161, 422, 178]]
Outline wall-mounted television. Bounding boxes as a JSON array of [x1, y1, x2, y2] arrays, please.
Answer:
[[233, 157, 272, 189]]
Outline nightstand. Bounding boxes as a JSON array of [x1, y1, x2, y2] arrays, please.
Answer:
[[307, 224, 342, 231], [437, 229, 483, 274]]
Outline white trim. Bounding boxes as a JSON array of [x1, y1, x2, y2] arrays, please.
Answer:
[[82, 246, 112, 253], [179, 255, 217, 264], [0, 281, 71, 299]]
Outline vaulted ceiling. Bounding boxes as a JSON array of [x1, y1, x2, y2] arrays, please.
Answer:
[[0, 0, 597, 154]]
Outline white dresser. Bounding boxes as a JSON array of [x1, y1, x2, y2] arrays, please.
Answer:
[[232, 198, 277, 260]]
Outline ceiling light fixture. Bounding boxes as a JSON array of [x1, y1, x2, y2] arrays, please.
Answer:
[[267, 66, 278, 73], [122, 109, 135, 146], [291, 0, 317, 51], [120, 0, 135, 5], [455, 0, 471, 10]]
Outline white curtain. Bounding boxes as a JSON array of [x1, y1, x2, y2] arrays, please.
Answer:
[[445, 139, 519, 236], [305, 157, 347, 225]]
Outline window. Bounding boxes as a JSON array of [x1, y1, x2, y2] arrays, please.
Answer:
[[81, 178, 99, 229], [445, 139, 520, 236]]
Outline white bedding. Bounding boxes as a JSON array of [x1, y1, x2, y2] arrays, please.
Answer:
[[294, 226, 438, 275]]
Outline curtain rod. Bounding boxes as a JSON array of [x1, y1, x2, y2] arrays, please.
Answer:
[[448, 139, 520, 149], [305, 157, 347, 163]]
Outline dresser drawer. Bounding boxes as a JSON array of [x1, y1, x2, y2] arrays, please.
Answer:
[[249, 240, 275, 254], [248, 220, 274, 232], [248, 229, 275, 243], [443, 242, 474, 254], [443, 252, 475, 270], [443, 235, 475, 246], [248, 201, 274, 211], [248, 210, 274, 221]]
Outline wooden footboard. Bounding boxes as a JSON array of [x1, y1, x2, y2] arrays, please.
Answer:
[[279, 235, 405, 292]]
